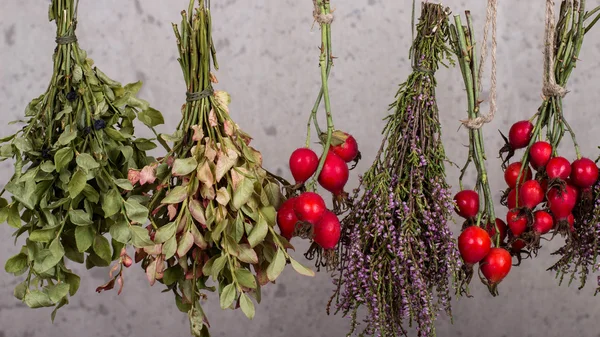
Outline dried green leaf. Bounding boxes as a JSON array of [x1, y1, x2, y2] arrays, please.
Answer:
[[24, 290, 54, 309], [6, 205, 21, 228], [247, 214, 268, 248], [58, 126, 77, 145], [290, 258, 315, 277], [114, 178, 134, 191], [82, 184, 100, 203], [93, 235, 112, 263], [237, 244, 259, 264], [54, 147, 73, 172], [219, 284, 237, 309], [33, 239, 64, 274], [40, 161, 56, 173], [163, 265, 183, 286], [172, 158, 198, 176], [232, 176, 254, 210], [196, 160, 214, 187], [69, 210, 93, 226], [68, 170, 87, 198], [13, 138, 32, 153], [14, 281, 27, 300], [177, 230, 194, 258], [235, 269, 257, 289], [155, 221, 178, 244], [75, 226, 94, 252], [189, 200, 207, 225], [76, 153, 100, 171], [190, 222, 208, 249], [216, 187, 230, 206], [239, 293, 255, 320], [138, 107, 165, 127], [211, 255, 227, 280], [215, 149, 238, 182], [109, 217, 131, 244], [124, 199, 148, 224], [163, 235, 177, 260], [30, 228, 58, 243], [47, 283, 70, 304], [266, 248, 286, 282], [64, 272, 80, 296], [105, 127, 129, 141], [4, 253, 28, 275], [162, 186, 187, 204], [130, 226, 154, 247], [102, 189, 122, 217]]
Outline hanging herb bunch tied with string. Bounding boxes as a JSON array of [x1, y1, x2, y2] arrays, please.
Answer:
[[276, 0, 359, 271], [125, 2, 315, 336], [492, 0, 600, 291], [449, 4, 514, 296], [329, 3, 461, 336], [0, 0, 164, 316]]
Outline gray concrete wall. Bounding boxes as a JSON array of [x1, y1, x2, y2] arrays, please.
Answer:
[[1, 1, 600, 337]]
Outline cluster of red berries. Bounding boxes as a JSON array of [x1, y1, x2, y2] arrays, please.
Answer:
[[276, 132, 359, 250], [454, 120, 599, 293]]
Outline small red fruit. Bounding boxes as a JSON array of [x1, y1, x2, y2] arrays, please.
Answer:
[[546, 157, 571, 180], [294, 192, 326, 224], [519, 180, 544, 209], [508, 120, 534, 149], [507, 210, 528, 237], [571, 157, 599, 188], [529, 141, 553, 170], [547, 185, 577, 219], [458, 226, 492, 264], [289, 148, 319, 184], [506, 189, 520, 210], [330, 132, 359, 163], [481, 248, 512, 284], [313, 210, 341, 250], [484, 218, 508, 243], [318, 152, 349, 195], [504, 162, 532, 189], [454, 190, 480, 219], [532, 210, 554, 235], [277, 198, 299, 240]]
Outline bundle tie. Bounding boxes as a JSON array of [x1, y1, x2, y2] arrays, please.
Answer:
[[56, 35, 78, 45], [461, 0, 498, 130], [542, 0, 567, 99], [313, 0, 334, 24], [186, 87, 214, 102]]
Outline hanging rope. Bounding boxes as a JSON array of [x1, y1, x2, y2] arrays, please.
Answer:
[[542, 0, 567, 98], [461, 0, 498, 129]]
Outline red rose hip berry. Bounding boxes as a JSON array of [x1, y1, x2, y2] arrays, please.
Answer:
[[519, 180, 544, 209], [546, 157, 571, 180], [458, 226, 492, 265], [277, 198, 299, 240], [318, 152, 349, 195], [529, 141, 553, 170], [313, 210, 341, 250], [454, 190, 480, 219], [570, 157, 599, 188], [504, 162, 532, 189], [294, 192, 326, 224], [481, 248, 512, 285], [508, 120, 534, 149], [289, 148, 319, 184], [330, 131, 359, 163]]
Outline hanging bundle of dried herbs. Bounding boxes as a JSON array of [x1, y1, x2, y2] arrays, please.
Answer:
[[0, 0, 164, 317], [126, 1, 314, 336], [329, 3, 461, 336], [449, 4, 514, 296]]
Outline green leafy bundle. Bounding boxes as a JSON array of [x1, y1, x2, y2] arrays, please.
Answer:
[[0, 0, 164, 317], [126, 2, 314, 336]]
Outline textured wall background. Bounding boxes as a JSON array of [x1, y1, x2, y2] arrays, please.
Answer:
[[2, 1, 600, 337]]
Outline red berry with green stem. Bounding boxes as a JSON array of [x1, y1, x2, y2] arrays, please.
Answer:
[[317, 151, 349, 195], [529, 141, 553, 170], [481, 248, 512, 284], [504, 162, 532, 189], [313, 210, 341, 250], [570, 157, 599, 188], [508, 120, 534, 149], [289, 148, 319, 184], [330, 131, 359, 163], [532, 210, 554, 235], [277, 197, 299, 240], [519, 180, 544, 209], [454, 190, 480, 219], [546, 157, 571, 180], [458, 226, 492, 264], [294, 192, 326, 224], [507, 210, 528, 237]]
